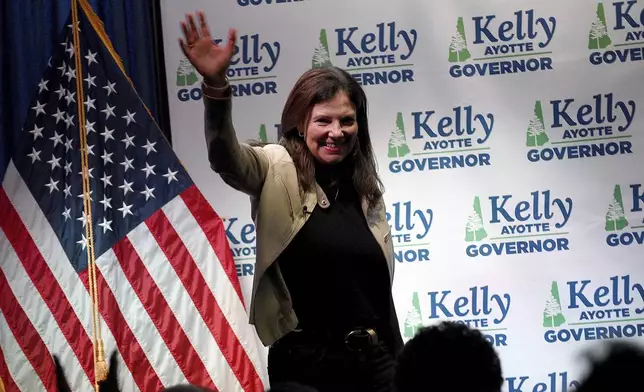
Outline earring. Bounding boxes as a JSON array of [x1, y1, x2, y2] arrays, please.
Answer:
[[298, 130, 304, 137]]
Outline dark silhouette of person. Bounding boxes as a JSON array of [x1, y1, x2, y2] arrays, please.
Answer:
[[575, 341, 644, 392], [394, 321, 503, 392]]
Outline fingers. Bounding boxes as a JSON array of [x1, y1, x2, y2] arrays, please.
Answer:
[[188, 13, 200, 40], [178, 38, 190, 59], [180, 13, 200, 45], [179, 11, 236, 57], [226, 28, 237, 55], [180, 20, 190, 42], [180, 22, 195, 47], [198, 11, 211, 39]]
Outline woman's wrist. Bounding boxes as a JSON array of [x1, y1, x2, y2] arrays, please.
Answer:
[[202, 77, 231, 100], [203, 74, 228, 89]]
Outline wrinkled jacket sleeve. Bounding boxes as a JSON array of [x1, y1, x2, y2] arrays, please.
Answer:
[[202, 82, 270, 197]]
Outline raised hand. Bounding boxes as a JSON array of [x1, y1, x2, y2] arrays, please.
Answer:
[[179, 11, 236, 85]]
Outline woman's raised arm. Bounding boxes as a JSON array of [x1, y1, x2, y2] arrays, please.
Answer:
[[180, 12, 269, 196]]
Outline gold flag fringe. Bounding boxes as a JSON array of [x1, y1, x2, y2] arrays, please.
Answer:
[[71, 0, 107, 388]]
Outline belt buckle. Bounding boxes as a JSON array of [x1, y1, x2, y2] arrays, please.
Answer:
[[344, 328, 378, 352]]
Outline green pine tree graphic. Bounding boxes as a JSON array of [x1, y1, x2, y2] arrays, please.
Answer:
[[404, 292, 423, 338], [448, 17, 472, 63], [526, 100, 549, 147], [465, 196, 487, 242], [388, 113, 411, 158], [588, 3, 612, 50], [259, 124, 268, 143], [176, 58, 199, 86], [605, 185, 629, 231], [312, 29, 333, 68], [543, 281, 566, 328]]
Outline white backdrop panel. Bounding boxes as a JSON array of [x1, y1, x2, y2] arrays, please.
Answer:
[[160, 0, 644, 390]]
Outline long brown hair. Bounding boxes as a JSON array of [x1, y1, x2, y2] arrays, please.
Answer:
[[278, 67, 384, 208]]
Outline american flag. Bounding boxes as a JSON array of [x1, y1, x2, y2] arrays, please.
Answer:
[[0, 4, 265, 392]]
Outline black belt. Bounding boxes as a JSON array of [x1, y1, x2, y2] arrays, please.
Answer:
[[278, 327, 381, 353]]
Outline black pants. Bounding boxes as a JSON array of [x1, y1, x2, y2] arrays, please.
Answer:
[[267, 331, 396, 392]]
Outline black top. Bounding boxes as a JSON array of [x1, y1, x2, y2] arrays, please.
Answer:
[[278, 165, 395, 342]]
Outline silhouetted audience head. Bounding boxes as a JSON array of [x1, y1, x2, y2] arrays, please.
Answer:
[[575, 341, 644, 392], [394, 321, 503, 392], [54, 351, 120, 392], [53, 351, 219, 392], [267, 381, 319, 391]]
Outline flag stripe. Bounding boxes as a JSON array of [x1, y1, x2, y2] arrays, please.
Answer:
[[3, 163, 142, 392], [111, 351, 142, 392], [1, 163, 140, 391], [3, 162, 98, 337], [0, 336, 19, 392], [79, 269, 164, 392], [0, 198, 93, 391], [180, 186, 244, 304], [166, 190, 267, 384], [169, 187, 266, 391], [131, 217, 241, 391], [113, 235, 213, 387], [0, 229, 93, 391], [5, 163, 98, 344], [127, 219, 220, 389], [97, 248, 186, 387], [0, 188, 95, 387], [0, 270, 54, 391], [66, 278, 142, 392], [146, 207, 251, 390], [162, 197, 268, 385]]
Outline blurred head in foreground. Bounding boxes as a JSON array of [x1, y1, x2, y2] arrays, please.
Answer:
[[575, 341, 644, 392], [394, 321, 503, 392]]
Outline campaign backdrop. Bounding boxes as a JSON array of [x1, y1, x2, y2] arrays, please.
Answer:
[[160, 0, 644, 390]]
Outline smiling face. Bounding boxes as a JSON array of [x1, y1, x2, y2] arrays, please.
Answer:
[[303, 91, 358, 165]]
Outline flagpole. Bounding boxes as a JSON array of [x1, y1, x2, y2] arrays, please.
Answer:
[[70, 0, 107, 389]]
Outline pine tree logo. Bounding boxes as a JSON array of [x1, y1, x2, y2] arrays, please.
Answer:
[[589, 2, 612, 50], [526, 100, 549, 147], [465, 196, 488, 242], [448, 17, 472, 63], [543, 281, 566, 328], [388, 112, 411, 158], [312, 29, 333, 68], [404, 292, 423, 338], [176, 58, 199, 87], [605, 185, 629, 231], [259, 124, 268, 143]]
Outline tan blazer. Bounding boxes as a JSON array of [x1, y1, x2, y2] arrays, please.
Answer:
[[202, 84, 396, 347]]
